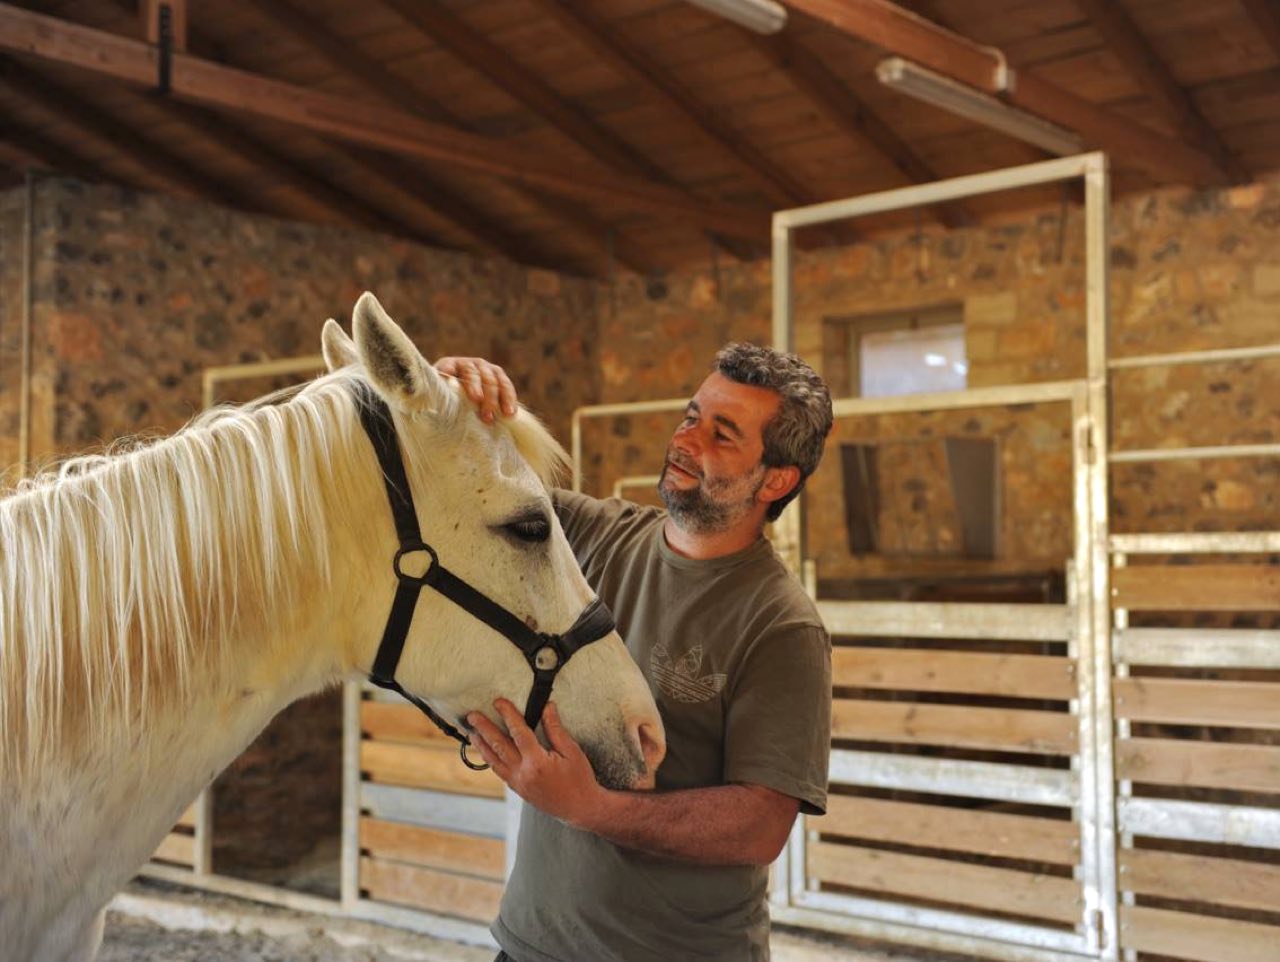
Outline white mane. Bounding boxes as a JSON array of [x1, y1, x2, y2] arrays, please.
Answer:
[[0, 362, 568, 777]]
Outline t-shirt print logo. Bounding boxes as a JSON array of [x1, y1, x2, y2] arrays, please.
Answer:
[[651, 643, 727, 704]]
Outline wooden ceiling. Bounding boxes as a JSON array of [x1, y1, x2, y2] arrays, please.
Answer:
[[2, 0, 1278, 277]]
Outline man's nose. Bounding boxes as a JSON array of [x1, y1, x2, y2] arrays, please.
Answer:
[[671, 425, 700, 456]]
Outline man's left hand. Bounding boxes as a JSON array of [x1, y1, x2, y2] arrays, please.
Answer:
[[466, 700, 605, 827]]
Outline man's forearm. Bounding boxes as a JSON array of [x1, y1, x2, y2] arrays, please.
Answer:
[[571, 783, 798, 866]]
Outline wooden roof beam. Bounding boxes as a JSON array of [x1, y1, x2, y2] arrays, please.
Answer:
[[0, 4, 768, 240], [782, 0, 1233, 186], [1074, 0, 1248, 184], [374, 0, 765, 259], [0, 113, 113, 183], [749, 31, 973, 228], [1238, 1, 1280, 71]]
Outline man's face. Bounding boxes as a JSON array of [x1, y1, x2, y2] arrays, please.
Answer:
[[658, 372, 781, 534]]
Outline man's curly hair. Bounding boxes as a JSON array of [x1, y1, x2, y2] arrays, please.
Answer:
[[714, 343, 833, 521]]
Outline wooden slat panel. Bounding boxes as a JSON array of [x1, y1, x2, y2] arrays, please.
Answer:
[[1120, 905, 1278, 962], [361, 700, 457, 746], [818, 601, 1071, 642], [832, 699, 1076, 754], [1112, 564, 1280, 611], [1114, 628, 1280, 669], [359, 817, 503, 880], [360, 784, 507, 838], [361, 741, 505, 798], [830, 750, 1076, 806], [1118, 738, 1280, 793], [153, 832, 195, 866], [1113, 678, 1280, 730], [832, 649, 1075, 699], [1121, 849, 1280, 913], [175, 803, 197, 829], [1118, 798, 1280, 849], [808, 842, 1082, 924], [814, 796, 1080, 865], [360, 856, 502, 922]]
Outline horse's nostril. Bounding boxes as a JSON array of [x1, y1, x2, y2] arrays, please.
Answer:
[[634, 720, 666, 775]]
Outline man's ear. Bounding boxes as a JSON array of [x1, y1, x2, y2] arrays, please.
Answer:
[[758, 465, 801, 506]]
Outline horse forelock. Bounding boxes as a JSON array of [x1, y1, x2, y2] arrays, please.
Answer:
[[0, 370, 367, 773]]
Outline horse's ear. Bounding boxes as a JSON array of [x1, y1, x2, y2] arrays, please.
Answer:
[[351, 292, 446, 410], [321, 319, 359, 372]]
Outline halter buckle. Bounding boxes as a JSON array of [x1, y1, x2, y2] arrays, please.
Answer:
[[533, 646, 560, 671], [393, 542, 439, 586]]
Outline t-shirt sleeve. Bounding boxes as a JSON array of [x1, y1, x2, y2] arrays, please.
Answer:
[[722, 622, 832, 816]]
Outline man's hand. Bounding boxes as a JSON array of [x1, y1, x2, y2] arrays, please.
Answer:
[[434, 356, 518, 423], [467, 700, 606, 827]]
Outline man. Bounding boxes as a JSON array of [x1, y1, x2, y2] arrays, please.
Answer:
[[437, 344, 834, 962]]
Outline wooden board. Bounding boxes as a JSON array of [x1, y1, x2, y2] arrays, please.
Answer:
[[1112, 564, 1280, 611], [360, 784, 508, 838], [1120, 849, 1280, 914], [1113, 678, 1280, 730], [1119, 905, 1279, 962], [359, 817, 504, 881], [813, 796, 1080, 865], [361, 700, 458, 746], [360, 855, 503, 922], [831, 648, 1075, 699], [832, 699, 1076, 754], [1117, 737, 1280, 794], [175, 803, 197, 829], [818, 600, 1071, 642], [361, 741, 505, 798], [153, 832, 195, 866], [807, 842, 1082, 924]]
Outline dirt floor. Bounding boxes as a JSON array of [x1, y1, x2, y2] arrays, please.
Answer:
[[101, 879, 928, 962]]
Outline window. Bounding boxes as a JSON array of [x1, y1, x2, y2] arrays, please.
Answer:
[[825, 304, 966, 399]]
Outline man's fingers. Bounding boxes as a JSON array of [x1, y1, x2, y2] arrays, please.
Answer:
[[496, 368, 518, 417], [467, 711, 518, 764], [493, 699, 542, 753], [541, 702, 579, 757]]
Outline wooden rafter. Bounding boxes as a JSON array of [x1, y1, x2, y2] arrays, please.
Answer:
[[243, 0, 739, 268], [749, 30, 972, 228], [1238, 0, 1280, 68], [783, 0, 1233, 186], [0, 55, 252, 208], [0, 113, 111, 183], [1074, 0, 1248, 184], [527, 0, 835, 214], [0, 4, 768, 239], [374, 0, 763, 259]]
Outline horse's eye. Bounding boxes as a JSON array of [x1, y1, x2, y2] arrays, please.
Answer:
[[505, 518, 550, 543]]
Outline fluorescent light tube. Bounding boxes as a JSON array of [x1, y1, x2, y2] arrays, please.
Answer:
[[877, 57, 1084, 156], [682, 0, 787, 35]]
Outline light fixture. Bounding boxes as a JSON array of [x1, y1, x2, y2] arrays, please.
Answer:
[[681, 0, 787, 35], [876, 57, 1084, 157]]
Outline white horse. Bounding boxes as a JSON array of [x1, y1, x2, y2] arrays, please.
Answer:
[[0, 293, 665, 962]]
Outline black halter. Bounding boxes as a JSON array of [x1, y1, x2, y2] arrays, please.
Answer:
[[352, 381, 616, 770]]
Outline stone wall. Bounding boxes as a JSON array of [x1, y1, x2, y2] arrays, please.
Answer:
[[589, 176, 1280, 590], [0, 174, 601, 880]]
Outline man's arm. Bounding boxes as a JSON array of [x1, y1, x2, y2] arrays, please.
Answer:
[[468, 700, 798, 866]]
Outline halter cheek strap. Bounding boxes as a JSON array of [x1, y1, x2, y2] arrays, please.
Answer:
[[352, 381, 616, 769]]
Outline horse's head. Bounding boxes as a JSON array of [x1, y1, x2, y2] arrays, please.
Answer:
[[324, 293, 664, 790]]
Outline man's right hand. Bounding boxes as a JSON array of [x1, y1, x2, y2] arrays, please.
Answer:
[[435, 356, 518, 423]]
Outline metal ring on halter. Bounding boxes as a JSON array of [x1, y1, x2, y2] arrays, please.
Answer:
[[459, 741, 491, 772]]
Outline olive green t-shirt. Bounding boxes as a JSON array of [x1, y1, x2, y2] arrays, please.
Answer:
[[492, 492, 832, 962]]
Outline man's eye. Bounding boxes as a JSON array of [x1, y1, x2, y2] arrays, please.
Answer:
[[505, 518, 550, 543]]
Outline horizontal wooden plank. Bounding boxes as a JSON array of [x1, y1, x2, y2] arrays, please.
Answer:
[[175, 803, 197, 829], [814, 796, 1080, 865], [359, 817, 504, 881], [832, 649, 1076, 699], [361, 741, 505, 798], [1120, 848, 1280, 913], [1112, 564, 1280, 611], [1118, 798, 1280, 849], [818, 601, 1071, 642], [1114, 627, 1280, 669], [1120, 904, 1279, 962], [1117, 738, 1280, 794], [361, 701, 458, 746], [152, 832, 195, 866], [360, 856, 502, 923], [829, 750, 1076, 806], [360, 784, 507, 838], [808, 842, 1082, 924], [1113, 678, 1280, 730], [832, 699, 1077, 754], [1110, 532, 1280, 555]]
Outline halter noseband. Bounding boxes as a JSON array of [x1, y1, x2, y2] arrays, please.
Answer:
[[352, 381, 616, 770]]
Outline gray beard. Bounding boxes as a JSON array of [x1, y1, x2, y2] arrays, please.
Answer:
[[658, 462, 764, 535]]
